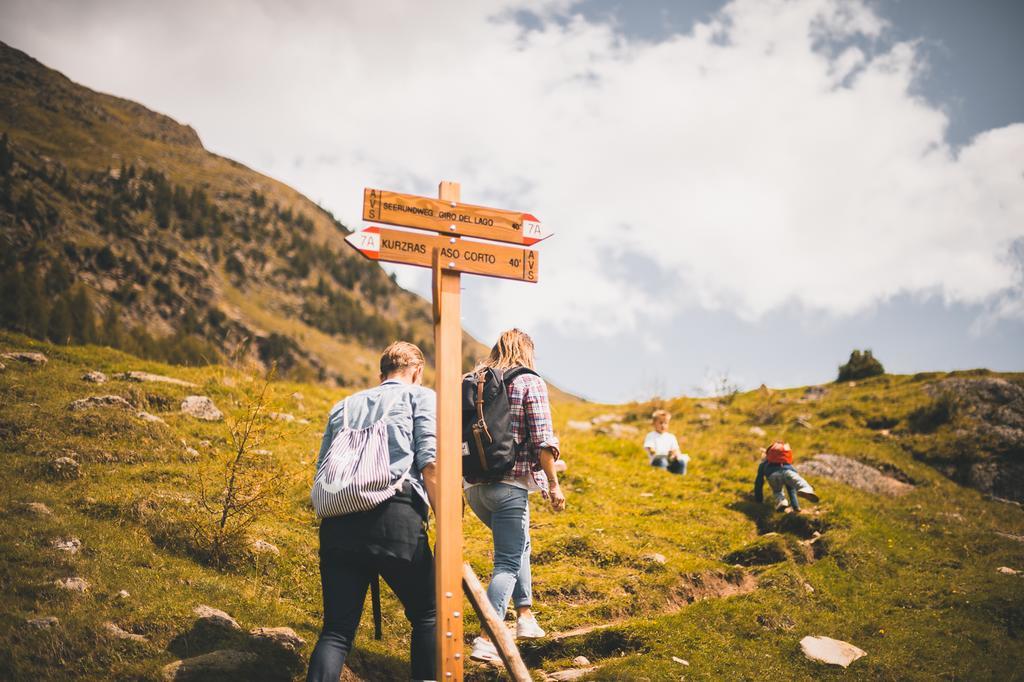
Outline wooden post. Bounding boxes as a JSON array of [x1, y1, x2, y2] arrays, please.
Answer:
[[434, 180, 464, 681], [463, 563, 532, 681]]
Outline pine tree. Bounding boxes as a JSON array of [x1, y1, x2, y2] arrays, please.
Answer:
[[48, 294, 73, 344]]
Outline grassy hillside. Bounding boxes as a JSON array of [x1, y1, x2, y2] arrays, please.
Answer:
[[1, 332, 1022, 680], [0, 40, 489, 386]]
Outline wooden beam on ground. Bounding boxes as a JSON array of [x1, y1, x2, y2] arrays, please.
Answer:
[[462, 562, 531, 682], [434, 180, 465, 682]]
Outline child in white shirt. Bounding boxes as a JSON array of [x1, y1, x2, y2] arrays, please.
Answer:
[[643, 410, 689, 475]]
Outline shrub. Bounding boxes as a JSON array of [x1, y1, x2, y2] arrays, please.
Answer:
[[908, 392, 960, 433], [837, 349, 885, 382]]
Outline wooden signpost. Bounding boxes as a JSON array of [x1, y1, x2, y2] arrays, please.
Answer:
[[346, 182, 546, 682]]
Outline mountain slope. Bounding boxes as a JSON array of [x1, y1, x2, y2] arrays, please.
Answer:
[[1, 333, 1021, 680], [0, 40, 489, 386]]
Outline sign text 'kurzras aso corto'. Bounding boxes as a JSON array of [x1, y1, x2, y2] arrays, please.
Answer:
[[363, 188, 546, 246], [345, 226, 538, 283]]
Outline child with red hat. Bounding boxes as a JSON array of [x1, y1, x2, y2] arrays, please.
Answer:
[[753, 441, 819, 512]]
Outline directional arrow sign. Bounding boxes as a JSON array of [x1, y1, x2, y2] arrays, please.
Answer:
[[345, 226, 539, 283], [363, 188, 547, 246]]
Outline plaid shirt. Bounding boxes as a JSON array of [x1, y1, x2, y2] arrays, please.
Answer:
[[466, 370, 560, 492]]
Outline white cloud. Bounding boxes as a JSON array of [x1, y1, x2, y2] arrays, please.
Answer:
[[3, 0, 1022, 343]]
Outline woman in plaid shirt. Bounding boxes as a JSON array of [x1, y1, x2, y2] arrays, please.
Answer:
[[466, 329, 566, 663]]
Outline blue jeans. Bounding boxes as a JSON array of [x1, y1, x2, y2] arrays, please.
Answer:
[[651, 455, 688, 475], [767, 467, 809, 511], [464, 483, 532, 619]]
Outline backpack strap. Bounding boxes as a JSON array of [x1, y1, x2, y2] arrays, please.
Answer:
[[502, 366, 539, 386]]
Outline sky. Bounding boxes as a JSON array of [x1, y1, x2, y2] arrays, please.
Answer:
[[1, 0, 1022, 402]]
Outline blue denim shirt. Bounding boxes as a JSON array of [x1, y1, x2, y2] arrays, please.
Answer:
[[316, 380, 436, 507]]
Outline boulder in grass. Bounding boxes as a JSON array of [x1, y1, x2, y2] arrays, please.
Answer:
[[248, 627, 306, 675], [193, 605, 241, 633], [138, 411, 167, 425], [800, 454, 913, 497], [68, 395, 132, 412], [82, 370, 108, 383], [268, 412, 295, 423], [118, 371, 197, 387], [26, 616, 59, 629], [52, 537, 82, 553], [54, 577, 90, 593], [2, 351, 48, 366], [250, 540, 280, 557], [997, 566, 1019, 576], [103, 621, 149, 643], [21, 502, 53, 517], [161, 650, 259, 681], [181, 396, 223, 422], [800, 635, 866, 668], [48, 456, 81, 480]]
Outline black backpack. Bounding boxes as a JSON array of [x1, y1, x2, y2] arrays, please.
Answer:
[[461, 366, 538, 480]]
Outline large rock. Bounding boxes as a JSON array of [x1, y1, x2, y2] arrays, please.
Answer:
[[248, 627, 306, 675], [1, 351, 48, 366], [21, 502, 53, 517], [250, 540, 280, 557], [82, 370, 108, 383], [162, 650, 259, 681], [800, 635, 867, 668], [68, 395, 132, 411], [800, 454, 912, 496], [118, 371, 197, 387], [26, 616, 59, 629], [48, 456, 81, 480], [169, 605, 245, 659], [181, 396, 223, 422], [193, 605, 241, 634]]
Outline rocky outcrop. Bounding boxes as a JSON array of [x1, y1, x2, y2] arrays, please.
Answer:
[[82, 370, 108, 383], [103, 621, 149, 643], [48, 456, 81, 480], [68, 395, 132, 411], [1, 351, 48, 365], [117, 371, 196, 387], [800, 454, 913, 496], [54, 577, 90, 593]]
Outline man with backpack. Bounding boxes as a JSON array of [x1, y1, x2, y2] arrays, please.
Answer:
[[462, 329, 566, 663], [307, 341, 438, 682]]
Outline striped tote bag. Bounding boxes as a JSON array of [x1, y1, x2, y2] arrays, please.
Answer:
[[311, 393, 406, 518]]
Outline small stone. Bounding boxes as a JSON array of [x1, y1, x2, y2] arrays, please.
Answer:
[[52, 537, 82, 554], [643, 553, 667, 565], [55, 577, 90, 593], [68, 395, 132, 411], [572, 656, 591, 666], [250, 539, 280, 556], [82, 371, 108, 383], [749, 426, 767, 437], [297, 418, 311, 425], [800, 635, 866, 668], [638, 492, 654, 498], [566, 420, 592, 432], [996, 566, 1019, 576], [268, 412, 295, 422], [793, 414, 814, 429], [251, 449, 273, 456], [2, 351, 48, 366], [117, 371, 196, 387], [48, 456, 81, 480], [183, 445, 201, 459], [803, 582, 815, 594], [103, 621, 148, 642], [181, 396, 223, 421], [672, 656, 689, 666], [595, 422, 640, 438], [290, 392, 304, 402], [22, 502, 53, 516], [26, 616, 59, 629], [116, 590, 131, 599], [137, 411, 167, 425], [591, 414, 621, 425]]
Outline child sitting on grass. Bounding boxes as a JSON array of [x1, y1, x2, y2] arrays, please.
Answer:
[[643, 410, 690, 475], [753, 441, 818, 512]]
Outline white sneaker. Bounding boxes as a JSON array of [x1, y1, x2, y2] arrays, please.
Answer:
[[470, 636, 500, 662], [797, 486, 819, 503], [516, 615, 546, 639]]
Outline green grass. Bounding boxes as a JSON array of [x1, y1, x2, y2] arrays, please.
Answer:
[[1, 332, 1022, 680]]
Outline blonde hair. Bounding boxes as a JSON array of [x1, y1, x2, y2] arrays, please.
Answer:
[[652, 409, 671, 423], [380, 341, 425, 377], [477, 328, 536, 372]]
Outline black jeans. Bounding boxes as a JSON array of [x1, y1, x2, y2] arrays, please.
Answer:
[[307, 539, 437, 682]]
